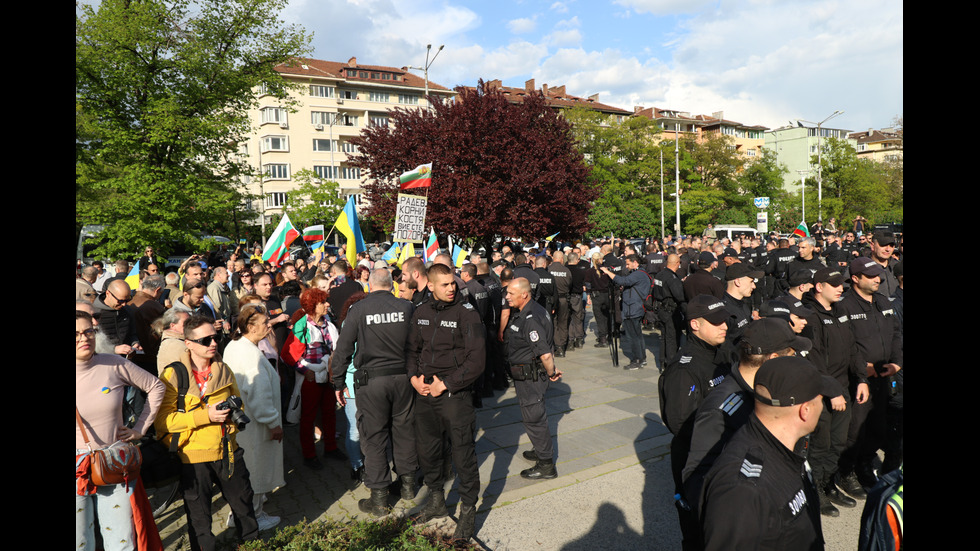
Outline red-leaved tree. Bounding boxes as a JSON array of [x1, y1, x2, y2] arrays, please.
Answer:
[[349, 80, 599, 249]]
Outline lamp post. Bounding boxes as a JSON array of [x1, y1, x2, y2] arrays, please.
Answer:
[[798, 110, 844, 223], [797, 169, 809, 225], [405, 44, 445, 111], [675, 123, 681, 237]]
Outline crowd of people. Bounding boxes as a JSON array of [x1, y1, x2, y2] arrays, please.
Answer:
[[75, 225, 902, 550]]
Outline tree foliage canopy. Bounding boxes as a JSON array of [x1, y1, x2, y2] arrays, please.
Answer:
[[284, 169, 346, 230], [349, 81, 598, 246], [75, 0, 311, 260]]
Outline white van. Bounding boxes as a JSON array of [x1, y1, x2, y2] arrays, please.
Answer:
[[711, 225, 759, 241]]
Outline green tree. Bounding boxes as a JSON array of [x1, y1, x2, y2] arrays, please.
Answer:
[[75, 0, 311, 260], [811, 138, 903, 228], [285, 169, 346, 229], [564, 107, 667, 238]]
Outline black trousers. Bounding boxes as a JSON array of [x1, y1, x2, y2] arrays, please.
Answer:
[[554, 297, 570, 348], [810, 395, 851, 489], [180, 447, 258, 551], [592, 291, 611, 340], [569, 294, 585, 340], [514, 377, 554, 460], [415, 390, 480, 506], [355, 373, 419, 489], [657, 307, 683, 366]]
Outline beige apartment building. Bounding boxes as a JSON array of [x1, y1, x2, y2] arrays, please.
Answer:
[[242, 56, 455, 222], [632, 107, 768, 161], [848, 128, 903, 163]]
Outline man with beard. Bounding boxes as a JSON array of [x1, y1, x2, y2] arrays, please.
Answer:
[[400, 256, 431, 306]]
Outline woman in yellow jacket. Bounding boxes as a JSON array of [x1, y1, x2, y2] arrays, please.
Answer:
[[154, 315, 259, 551]]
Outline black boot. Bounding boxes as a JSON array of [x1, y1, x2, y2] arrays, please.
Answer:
[[825, 485, 857, 508], [400, 473, 417, 501], [554, 346, 565, 357], [521, 459, 557, 479], [836, 472, 867, 500], [819, 489, 840, 517], [453, 504, 477, 540], [419, 488, 448, 521], [358, 487, 390, 517], [522, 449, 540, 463], [593, 337, 607, 348]]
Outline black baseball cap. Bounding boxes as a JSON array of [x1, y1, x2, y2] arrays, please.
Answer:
[[687, 294, 734, 325], [754, 356, 841, 406], [873, 231, 896, 246], [787, 269, 813, 287], [725, 262, 764, 281], [814, 267, 845, 287], [739, 318, 812, 355], [849, 258, 885, 278]]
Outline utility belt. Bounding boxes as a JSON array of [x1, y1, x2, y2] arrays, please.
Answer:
[[509, 359, 546, 382], [352, 366, 408, 390]]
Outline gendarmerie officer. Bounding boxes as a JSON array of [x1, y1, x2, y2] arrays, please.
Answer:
[[566, 252, 589, 349], [533, 255, 558, 314], [682, 318, 811, 516], [407, 263, 485, 541], [548, 251, 573, 357], [653, 253, 686, 367], [332, 269, 417, 517], [700, 356, 837, 551], [505, 277, 562, 479], [659, 295, 734, 551]]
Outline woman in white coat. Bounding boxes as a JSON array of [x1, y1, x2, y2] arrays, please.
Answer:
[[223, 304, 285, 532]]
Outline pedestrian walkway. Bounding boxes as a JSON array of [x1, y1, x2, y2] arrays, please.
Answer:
[[153, 316, 863, 550]]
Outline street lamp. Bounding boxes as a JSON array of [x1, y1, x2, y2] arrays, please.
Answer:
[[675, 123, 681, 237], [797, 169, 810, 226], [404, 44, 445, 111], [798, 110, 844, 223]]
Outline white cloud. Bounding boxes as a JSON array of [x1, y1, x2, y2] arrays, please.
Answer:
[[613, 0, 715, 15], [507, 17, 537, 34], [550, 2, 569, 14]]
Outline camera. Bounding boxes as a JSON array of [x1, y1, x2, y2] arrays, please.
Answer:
[[215, 395, 250, 430]]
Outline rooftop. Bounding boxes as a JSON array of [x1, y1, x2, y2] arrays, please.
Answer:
[[460, 79, 632, 116], [274, 56, 453, 92]]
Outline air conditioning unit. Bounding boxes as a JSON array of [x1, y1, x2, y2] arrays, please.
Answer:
[[336, 99, 344, 105], [279, 122, 288, 129], [314, 123, 324, 131]]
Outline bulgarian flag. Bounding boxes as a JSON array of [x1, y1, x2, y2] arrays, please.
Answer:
[[302, 224, 325, 243], [793, 222, 810, 238], [399, 163, 433, 191], [424, 228, 439, 263], [263, 213, 300, 266]]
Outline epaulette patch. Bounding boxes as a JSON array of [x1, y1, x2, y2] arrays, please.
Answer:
[[740, 458, 763, 479], [679, 355, 692, 364], [462, 303, 474, 310], [720, 393, 744, 416]]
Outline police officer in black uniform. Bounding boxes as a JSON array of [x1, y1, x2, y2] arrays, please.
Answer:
[[700, 356, 837, 551], [548, 251, 573, 357], [653, 253, 686, 367], [505, 277, 562, 479], [659, 295, 733, 551], [566, 252, 589, 349], [407, 263, 485, 540], [332, 269, 418, 517]]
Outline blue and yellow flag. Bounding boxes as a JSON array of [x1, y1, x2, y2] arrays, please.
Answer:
[[334, 196, 365, 268], [381, 242, 401, 264], [452, 245, 469, 268], [396, 242, 416, 268]]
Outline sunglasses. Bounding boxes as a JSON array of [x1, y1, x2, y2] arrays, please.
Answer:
[[188, 335, 217, 346]]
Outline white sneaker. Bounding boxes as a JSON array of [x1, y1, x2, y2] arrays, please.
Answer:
[[226, 511, 235, 528], [256, 512, 281, 531]]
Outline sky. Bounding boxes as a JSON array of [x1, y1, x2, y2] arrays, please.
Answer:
[[281, 0, 903, 132]]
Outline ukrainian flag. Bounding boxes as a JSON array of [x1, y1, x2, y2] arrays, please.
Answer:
[[124, 262, 140, 290], [452, 245, 469, 268], [334, 196, 366, 268]]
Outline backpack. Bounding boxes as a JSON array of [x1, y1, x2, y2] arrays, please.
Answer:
[[139, 361, 191, 488], [858, 465, 903, 551]]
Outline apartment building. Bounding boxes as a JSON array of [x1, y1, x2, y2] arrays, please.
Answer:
[[462, 79, 633, 120], [242, 56, 455, 220], [764, 123, 857, 190], [848, 128, 903, 163]]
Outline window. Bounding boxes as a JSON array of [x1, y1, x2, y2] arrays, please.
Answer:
[[256, 83, 269, 96], [342, 141, 359, 154], [313, 165, 339, 179], [264, 164, 289, 180], [313, 139, 337, 152], [261, 107, 287, 124], [310, 85, 334, 98], [261, 135, 288, 152], [341, 167, 361, 180], [857, 144, 868, 151], [398, 94, 420, 105], [341, 89, 357, 100], [265, 192, 286, 208], [369, 115, 389, 127], [311, 111, 335, 126], [745, 149, 757, 157], [369, 91, 390, 102], [340, 114, 358, 127], [347, 194, 362, 205]]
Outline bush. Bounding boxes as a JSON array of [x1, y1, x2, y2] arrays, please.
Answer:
[[238, 517, 481, 551]]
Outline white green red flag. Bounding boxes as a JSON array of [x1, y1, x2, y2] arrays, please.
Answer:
[[399, 163, 433, 191], [302, 224, 325, 243], [262, 213, 300, 266], [793, 222, 810, 238]]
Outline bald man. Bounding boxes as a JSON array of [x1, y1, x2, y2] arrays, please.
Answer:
[[92, 279, 141, 355]]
